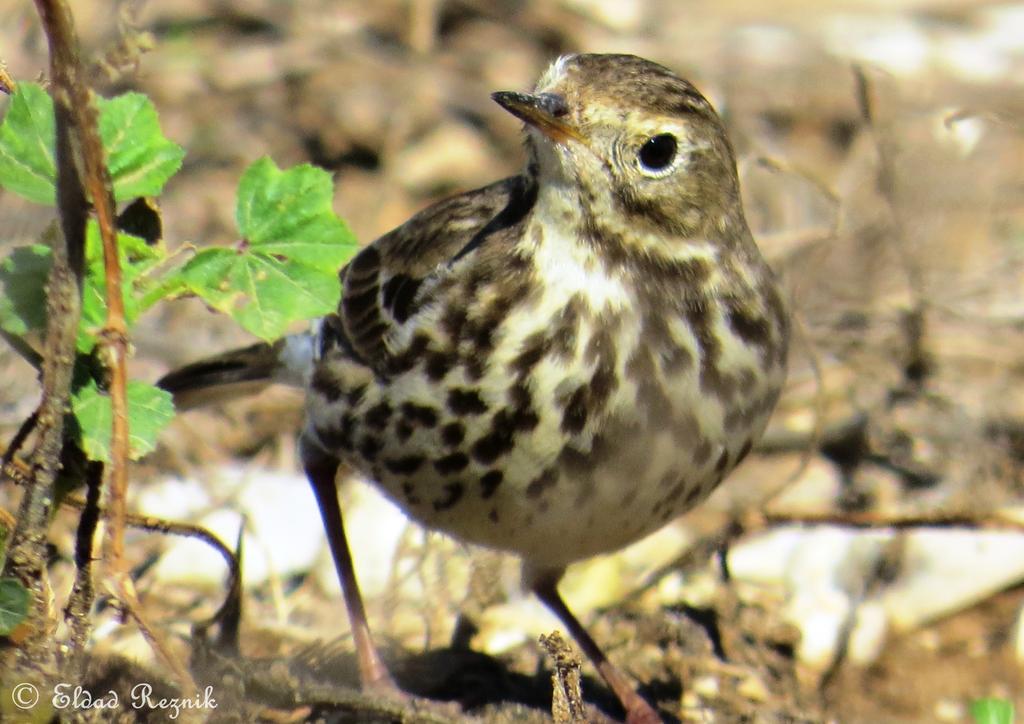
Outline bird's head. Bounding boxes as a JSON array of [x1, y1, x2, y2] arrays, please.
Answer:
[[493, 53, 743, 240]]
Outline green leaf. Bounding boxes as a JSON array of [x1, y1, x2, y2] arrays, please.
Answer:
[[79, 222, 163, 351], [179, 157, 358, 340], [0, 84, 183, 205], [177, 247, 344, 340], [0, 224, 175, 353], [71, 379, 175, 462], [0, 244, 51, 337], [0, 83, 57, 204], [970, 698, 1014, 724], [98, 92, 185, 200], [0, 577, 30, 635]]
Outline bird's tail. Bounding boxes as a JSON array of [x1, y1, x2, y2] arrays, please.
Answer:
[[158, 332, 315, 411]]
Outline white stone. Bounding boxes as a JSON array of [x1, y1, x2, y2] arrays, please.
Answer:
[[145, 466, 324, 588], [731, 524, 1024, 669], [882, 529, 1024, 632]]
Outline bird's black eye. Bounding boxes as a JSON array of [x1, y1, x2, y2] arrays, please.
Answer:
[[638, 133, 678, 173]]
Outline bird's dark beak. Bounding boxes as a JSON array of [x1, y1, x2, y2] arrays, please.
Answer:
[[491, 91, 582, 145]]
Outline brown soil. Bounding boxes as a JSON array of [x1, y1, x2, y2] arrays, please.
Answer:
[[2, 1, 1024, 722]]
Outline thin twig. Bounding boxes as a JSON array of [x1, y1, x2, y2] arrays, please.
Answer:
[[0, 328, 44, 370], [63, 459, 103, 678], [29, 0, 194, 694], [3, 453, 242, 616], [0, 0, 89, 674], [1, 412, 39, 474], [763, 509, 1024, 532]]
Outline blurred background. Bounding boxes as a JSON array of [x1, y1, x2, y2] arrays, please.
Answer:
[[2, 0, 1024, 721]]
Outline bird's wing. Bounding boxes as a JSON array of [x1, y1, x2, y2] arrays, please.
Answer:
[[326, 173, 537, 374]]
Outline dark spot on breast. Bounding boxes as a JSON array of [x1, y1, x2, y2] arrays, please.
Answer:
[[688, 303, 733, 399], [432, 481, 465, 511], [693, 439, 712, 466], [395, 419, 414, 442], [622, 346, 671, 419], [364, 401, 392, 430], [584, 327, 612, 365], [317, 415, 355, 452], [381, 274, 423, 323], [665, 481, 687, 504], [510, 407, 540, 431], [465, 299, 511, 354], [441, 305, 468, 340], [736, 439, 753, 465], [402, 402, 438, 427], [526, 468, 558, 498], [311, 368, 343, 403], [714, 448, 731, 474], [626, 346, 655, 380], [434, 452, 469, 475], [505, 384, 540, 430], [642, 313, 672, 350], [658, 470, 681, 489], [551, 296, 584, 360], [469, 324, 494, 353], [683, 483, 706, 507], [400, 481, 421, 505], [760, 282, 790, 365], [471, 423, 515, 465], [584, 326, 619, 414], [737, 367, 758, 395], [637, 376, 671, 423], [480, 470, 503, 498], [448, 388, 488, 415], [511, 331, 551, 378], [561, 387, 588, 434], [441, 422, 466, 447], [464, 355, 487, 382], [724, 406, 746, 432], [386, 333, 430, 376], [726, 301, 770, 347], [346, 384, 367, 407], [589, 356, 618, 414], [661, 344, 693, 373], [359, 435, 381, 461], [385, 455, 424, 475], [558, 445, 589, 473], [509, 382, 531, 409], [425, 350, 457, 381], [758, 389, 782, 416], [488, 508, 499, 523]]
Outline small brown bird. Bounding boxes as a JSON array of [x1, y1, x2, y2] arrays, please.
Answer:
[[161, 53, 789, 723]]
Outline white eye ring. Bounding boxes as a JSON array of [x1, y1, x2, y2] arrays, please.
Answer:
[[637, 133, 680, 177]]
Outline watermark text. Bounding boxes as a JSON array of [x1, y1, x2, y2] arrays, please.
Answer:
[[11, 682, 218, 719]]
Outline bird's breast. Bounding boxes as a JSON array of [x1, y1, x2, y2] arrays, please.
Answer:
[[305, 230, 787, 568]]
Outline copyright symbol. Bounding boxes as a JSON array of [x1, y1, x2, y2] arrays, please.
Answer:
[[12, 682, 39, 709]]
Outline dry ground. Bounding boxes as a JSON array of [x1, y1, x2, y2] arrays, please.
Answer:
[[3, 0, 1024, 722]]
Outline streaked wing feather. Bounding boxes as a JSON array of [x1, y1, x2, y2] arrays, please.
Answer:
[[334, 175, 530, 374]]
